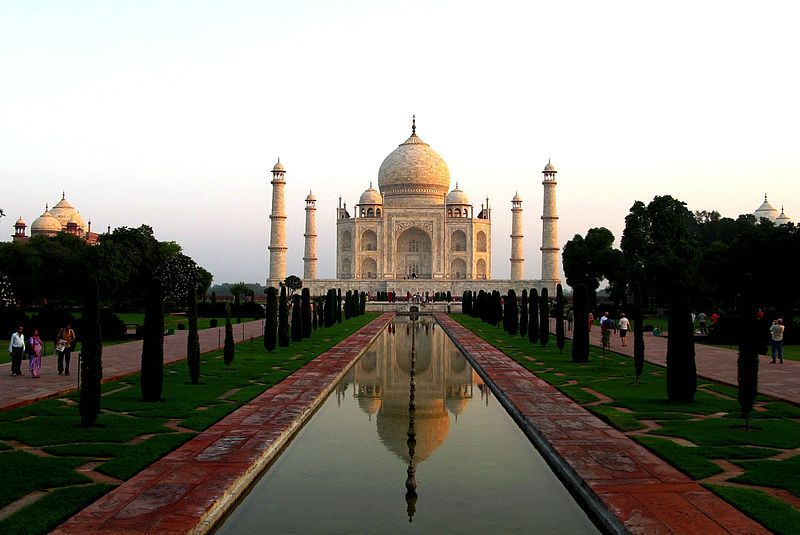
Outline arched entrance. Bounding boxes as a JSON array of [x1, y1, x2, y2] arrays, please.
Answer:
[[476, 258, 487, 279], [450, 258, 466, 279], [361, 257, 377, 278], [396, 227, 432, 279]]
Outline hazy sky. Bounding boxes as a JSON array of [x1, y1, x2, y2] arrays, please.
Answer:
[[2, 1, 797, 285]]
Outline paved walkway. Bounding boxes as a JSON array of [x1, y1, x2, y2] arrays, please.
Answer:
[[439, 313, 768, 535], [52, 314, 393, 535], [0, 320, 265, 412], [558, 319, 800, 405]]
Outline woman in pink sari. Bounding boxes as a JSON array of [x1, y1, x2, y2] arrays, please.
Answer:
[[28, 329, 43, 378]]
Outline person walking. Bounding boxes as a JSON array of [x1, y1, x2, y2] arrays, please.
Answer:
[[566, 307, 574, 331], [56, 323, 76, 376], [28, 329, 43, 378], [618, 312, 630, 347], [8, 326, 25, 376], [601, 315, 616, 351], [770, 318, 785, 364], [697, 311, 707, 335]]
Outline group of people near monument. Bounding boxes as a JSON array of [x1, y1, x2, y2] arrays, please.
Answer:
[[7, 323, 75, 378]]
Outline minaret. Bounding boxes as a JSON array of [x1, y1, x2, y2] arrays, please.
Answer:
[[303, 191, 318, 279], [268, 159, 287, 284], [510, 192, 524, 280], [541, 160, 560, 283]]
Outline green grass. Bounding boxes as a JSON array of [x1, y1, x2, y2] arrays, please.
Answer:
[[705, 485, 800, 535], [116, 312, 232, 332], [0, 313, 378, 534], [453, 314, 800, 534]]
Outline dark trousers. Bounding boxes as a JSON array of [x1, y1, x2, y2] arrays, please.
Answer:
[[57, 349, 72, 373], [11, 346, 23, 375]]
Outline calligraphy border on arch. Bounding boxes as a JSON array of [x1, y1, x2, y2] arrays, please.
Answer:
[[395, 220, 433, 233]]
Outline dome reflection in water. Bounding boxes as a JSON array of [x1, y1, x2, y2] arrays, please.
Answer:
[[217, 316, 599, 534]]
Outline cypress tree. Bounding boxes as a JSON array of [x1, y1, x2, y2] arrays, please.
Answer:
[[278, 286, 290, 346], [555, 284, 565, 353], [301, 288, 312, 338], [493, 290, 502, 327], [529, 288, 539, 344], [325, 288, 336, 327], [737, 273, 758, 430], [446, 290, 452, 302], [224, 303, 235, 367], [502, 292, 511, 333], [344, 290, 352, 319], [79, 274, 102, 426], [572, 284, 590, 363], [336, 289, 343, 323], [264, 287, 278, 352], [507, 289, 519, 335], [141, 277, 164, 401], [360, 291, 366, 315], [632, 282, 645, 382], [187, 281, 201, 383], [478, 290, 488, 322], [539, 287, 550, 346], [666, 281, 696, 403], [520, 289, 528, 338], [312, 297, 320, 330], [291, 294, 303, 342], [462, 291, 471, 315]]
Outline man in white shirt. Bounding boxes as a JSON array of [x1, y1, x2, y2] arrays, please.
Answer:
[[618, 313, 630, 347], [8, 326, 25, 376], [770, 318, 785, 364]]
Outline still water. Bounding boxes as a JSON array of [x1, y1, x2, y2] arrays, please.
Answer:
[[217, 316, 599, 534]]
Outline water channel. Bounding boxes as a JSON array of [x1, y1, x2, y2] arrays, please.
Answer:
[[216, 316, 599, 533]]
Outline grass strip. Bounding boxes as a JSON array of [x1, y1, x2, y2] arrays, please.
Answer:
[[0, 484, 115, 535], [704, 484, 800, 535]]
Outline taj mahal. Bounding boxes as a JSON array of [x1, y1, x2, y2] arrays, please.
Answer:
[[265, 118, 561, 297]]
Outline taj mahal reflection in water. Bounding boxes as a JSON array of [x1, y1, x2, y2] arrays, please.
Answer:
[[217, 316, 598, 534]]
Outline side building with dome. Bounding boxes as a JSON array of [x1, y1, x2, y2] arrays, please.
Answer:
[[12, 193, 101, 244], [266, 118, 561, 297]]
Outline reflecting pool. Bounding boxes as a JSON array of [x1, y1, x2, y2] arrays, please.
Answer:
[[216, 316, 599, 533]]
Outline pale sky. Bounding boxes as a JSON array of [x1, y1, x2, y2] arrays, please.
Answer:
[[2, 0, 797, 285]]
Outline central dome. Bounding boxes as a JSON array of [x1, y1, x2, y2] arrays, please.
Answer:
[[378, 124, 450, 206]]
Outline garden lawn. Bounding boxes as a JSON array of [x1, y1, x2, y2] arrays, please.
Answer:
[[0, 313, 377, 535], [453, 315, 800, 535]]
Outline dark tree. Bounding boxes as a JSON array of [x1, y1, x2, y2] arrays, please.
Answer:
[[737, 273, 758, 430], [478, 290, 488, 323], [336, 289, 342, 323], [187, 281, 200, 383], [141, 277, 164, 401], [344, 290, 352, 320], [571, 284, 590, 363], [493, 291, 502, 327], [555, 284, 565, 353], [666, 281, 696, 402], [446, 290, 452, 302], [529, 288, 539, 344], [539, 288, 550, 346], [284, 275, 302, 294], [562, 227, 620, 309], [301, 288, 312, 338], [278, 286, 290, 347], [520, 289, 528, 338], [360, 291, 366, 315], [264, 287, 278, 352], [223, 303, 235, 367], [506, 289, 519, 336], [79, 275, 102, 426], [462, 291, 471, 315], [291, 294, 302, 342], [325, 289, 336, 327], [632, 282, 645, 382]]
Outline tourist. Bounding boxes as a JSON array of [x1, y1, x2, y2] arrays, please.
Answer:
[[8, 325, 25, 376], [618, 313, 630, 347], [770, 318, 785, 364], [601, 315, 616, 351], [28, 329, 43, 378], [566, 307, 574, 331], [588, 312, 594, 332], [56, 323, 76, 376], [697, 311, 707, 335]]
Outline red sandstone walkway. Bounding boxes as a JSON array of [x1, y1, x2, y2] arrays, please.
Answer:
[[439, 313, 768, 535], [0, 320, 265, 412], [556, 319, 800, 405], [52, 314, 393, 535]]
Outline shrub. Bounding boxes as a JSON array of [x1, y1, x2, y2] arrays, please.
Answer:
[[291, 294, 302, 342], [223, 303, 235, 367], [278, 286, 290, 347], [666, 281, 696, 403], [141, 277, 164, 402], [506, 290, 518, 335], [176, 323, 185, 330], [520, 289, 528, 338], [263, 287, 278, 352], [301, 288, 312, 338], [539, 287, 549, 346], [209, 318, 218, 328], [555, 284, 565, 353], [187, 283, 200, 384], [529, 288, 539, 345], [571, 284, 590, 363]]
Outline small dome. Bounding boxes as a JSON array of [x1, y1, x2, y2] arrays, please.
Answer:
[[272, 160, 285, 173], [359, 184, 383, 205], [31, 209, 63, 234], [543, 160, 557, 173], [14, 217, 25, 226], [776, 207, 792, 226], [306, 191, 316, 202], [446, 184, 470, 205], [512, 192, 523, 202], [755, 194, 779, 222]]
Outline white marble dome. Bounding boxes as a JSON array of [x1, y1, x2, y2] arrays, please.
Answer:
[[359, 183, 383, 205], [755, 194, 779, 222], [31, 209, 62, 234], [446, 184, 470, 205], [378, 127, 450, 206]]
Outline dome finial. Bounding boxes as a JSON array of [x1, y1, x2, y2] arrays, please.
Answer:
[[765, 193, 768, 201], [412, 114, 416, 135], [370, 181, 373, 188], [62, 191, 65, 200]]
